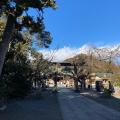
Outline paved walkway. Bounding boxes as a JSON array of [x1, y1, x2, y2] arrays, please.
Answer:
[[57, 87, 120, 120], [1, 87, 120, 120]]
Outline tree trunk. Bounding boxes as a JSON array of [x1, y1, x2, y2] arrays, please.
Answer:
[[0, 14, 15, 75], [74, 65, 79, 91], [52, 72, 58, 93]]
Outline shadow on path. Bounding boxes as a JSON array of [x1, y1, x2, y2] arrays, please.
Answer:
[[57, 87, 120, 120], [0, 88, 63, 120], [80, 89, 120, 112]]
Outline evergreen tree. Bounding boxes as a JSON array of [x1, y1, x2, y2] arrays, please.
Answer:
[[1, 31, 32, 98], [0, 0, 57, 74]]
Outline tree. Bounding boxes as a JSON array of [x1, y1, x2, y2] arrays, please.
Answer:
[[82, 44, 120, 74], [0, 0, 57, 75], [0, 16, 6, 42], [30, 48, 53, 89], [1, 30, 33, 98], [94, 45, 120, 73]]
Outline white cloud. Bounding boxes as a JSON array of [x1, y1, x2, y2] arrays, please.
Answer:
[[38, 45, 89, 62], [38, 44, 120, 62]]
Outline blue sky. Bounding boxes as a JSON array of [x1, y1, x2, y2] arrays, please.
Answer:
[[29, 0, 120, 61], [42, 0, 120, 49]]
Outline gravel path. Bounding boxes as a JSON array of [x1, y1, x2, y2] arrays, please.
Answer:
[[1, 87, 120, 120], [80, 89, 120, 112], [0, 88, 63, 120]]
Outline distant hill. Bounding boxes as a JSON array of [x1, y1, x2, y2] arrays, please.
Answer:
[[63, 54, 120, 74]]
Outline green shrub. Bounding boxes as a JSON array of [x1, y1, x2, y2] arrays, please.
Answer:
[[111, 73, 120, 87]]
